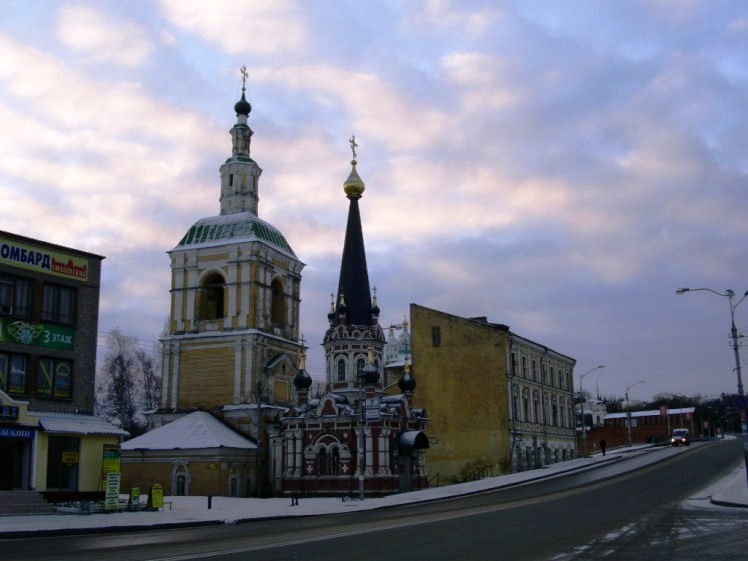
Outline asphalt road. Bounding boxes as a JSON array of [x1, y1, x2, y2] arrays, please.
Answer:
[[4, 439, 744, 561]]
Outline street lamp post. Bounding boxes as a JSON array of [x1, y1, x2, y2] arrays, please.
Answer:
[[676, 287, 748, 487], [625, 380, 646, 447], [579, 365, 605, 458]]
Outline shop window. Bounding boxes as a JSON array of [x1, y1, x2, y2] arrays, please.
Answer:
[[0, 273, 32, 318], [46, 436, 80, 491], [38, 357, 73, 398], [0, 353, 28, 395], [42, 283, 76, 325]]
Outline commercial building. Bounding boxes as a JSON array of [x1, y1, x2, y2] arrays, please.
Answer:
[[0, 230, 126, 497]]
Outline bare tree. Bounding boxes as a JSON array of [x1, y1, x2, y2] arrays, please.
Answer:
[[95, 329, 161, 437]]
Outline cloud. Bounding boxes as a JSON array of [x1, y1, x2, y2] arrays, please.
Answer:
[[56, 4, 154, 66], [159, 0, 309, 55]]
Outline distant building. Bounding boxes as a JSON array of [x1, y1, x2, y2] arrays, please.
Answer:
[[410, 304, 576, 484], [278, 148, 429, 497], [586, 407, 696, 451], [0, 230, 126, 495]]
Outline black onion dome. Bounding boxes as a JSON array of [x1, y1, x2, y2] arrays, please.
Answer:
[[362, 362, 379, 385], [234, 92, 251, 116], [294, 366, 312, 390], [398, 370, 416, 393], [293, 354, 313, 390]]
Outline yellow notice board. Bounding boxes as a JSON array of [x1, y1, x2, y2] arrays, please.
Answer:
[[101, 444, 121, 490], [150, 483, 164, 509], [62, 451, 79, 464]]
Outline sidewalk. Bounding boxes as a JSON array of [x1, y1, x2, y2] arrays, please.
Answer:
[[1, 446, 744, 538]]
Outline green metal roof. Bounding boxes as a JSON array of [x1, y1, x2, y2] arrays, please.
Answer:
[[177, 213, 296, 257]]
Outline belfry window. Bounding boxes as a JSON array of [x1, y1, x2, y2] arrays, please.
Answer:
[[199, 272, 225, 320], [270, 278, 285, 327], [337, 359, 346, 382]]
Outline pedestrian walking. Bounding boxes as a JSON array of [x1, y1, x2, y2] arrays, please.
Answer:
[[600, 439, 607, 456]]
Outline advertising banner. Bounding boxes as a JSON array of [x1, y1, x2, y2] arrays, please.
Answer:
[[0, 236, 89, 282], [0, 319, 75, 351]]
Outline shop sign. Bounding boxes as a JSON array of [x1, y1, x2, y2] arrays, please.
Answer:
[[62, 451, 79, 464], [0, 426, 34, 439], [0, 319, 75, 351], [0, 236, 89, 282], [105, 472, 121, 511]]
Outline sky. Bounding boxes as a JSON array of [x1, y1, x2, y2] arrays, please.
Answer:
[[1, 0, 747, 403]]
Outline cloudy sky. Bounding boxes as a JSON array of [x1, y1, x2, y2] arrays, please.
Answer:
[[1, 0, 747, 402]]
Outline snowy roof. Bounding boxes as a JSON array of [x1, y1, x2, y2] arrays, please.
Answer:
[[605, 407, 695, 420], [121, 411, 257, 450], [33, 412, 129, 437], [175, 212, 296, 258]]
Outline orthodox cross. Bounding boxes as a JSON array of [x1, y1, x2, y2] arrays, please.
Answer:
[[349, 135, 358, 160], [240, 65, 248, 91]]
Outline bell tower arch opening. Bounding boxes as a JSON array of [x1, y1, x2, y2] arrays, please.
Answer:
[[199, 272, 226, 320], [270, 277, 285, 328]]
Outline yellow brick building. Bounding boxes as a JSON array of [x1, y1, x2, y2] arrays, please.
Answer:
[[410, 304, 576, 484]]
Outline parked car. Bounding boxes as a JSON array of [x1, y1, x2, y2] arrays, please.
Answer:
[[671, 428, 690, 446]]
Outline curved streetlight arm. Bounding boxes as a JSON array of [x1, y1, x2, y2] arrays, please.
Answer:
[[676, 286, 748, 487], [625, 379, 646, 394]]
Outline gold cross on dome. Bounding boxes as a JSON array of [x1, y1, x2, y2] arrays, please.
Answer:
[[240, 65, 248, 91], [349, 135, 358, 159]]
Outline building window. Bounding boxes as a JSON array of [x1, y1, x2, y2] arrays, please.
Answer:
[[512, 394, 520, 420], [0, 352, 28, 395], [42, 283, 76, 325], [432, 326, 441, 347], [318, 448, 327, 475], [46, 436, 80, 491], [511, 352, 517, 376], [532, 360, 538, 381], [356, 358, 365, 380], [0, 274, 32, 318], [331, 446, 340, 475], [337, 359, 346, 382], [550, 366, 556, 386], [523, 397, 529, 421], [521, 357, 528, 378], [38, 357, 72, 398], [552, 403, 559, 426]]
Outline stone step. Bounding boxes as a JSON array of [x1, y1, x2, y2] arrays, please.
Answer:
[[0, 491, 57, 515]]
